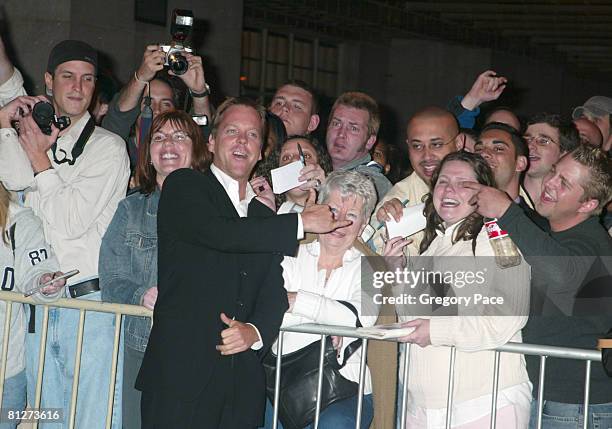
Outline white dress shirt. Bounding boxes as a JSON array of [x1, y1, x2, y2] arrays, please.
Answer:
[[274, 241, 380, 394], [210, 163, 304, 349]]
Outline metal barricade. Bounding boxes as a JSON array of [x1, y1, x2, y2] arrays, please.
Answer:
[[273, 323, 602, 429], [0, 290, 152, 429]]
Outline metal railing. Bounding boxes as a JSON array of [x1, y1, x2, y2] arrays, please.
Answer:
[[273, 323, 602, 429], [0, 291, 603, 429], [0, 290, 152, 429]]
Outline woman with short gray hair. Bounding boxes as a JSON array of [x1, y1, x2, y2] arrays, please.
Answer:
[[262, 170, 379, 429]]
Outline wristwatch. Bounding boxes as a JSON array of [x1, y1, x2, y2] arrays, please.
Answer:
[[190, 83, 210, 98]]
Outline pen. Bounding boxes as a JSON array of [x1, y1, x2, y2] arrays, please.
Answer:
[[297, 143, 306, 166]]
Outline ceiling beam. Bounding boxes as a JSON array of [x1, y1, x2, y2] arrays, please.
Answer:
[[439, 12, 612, 23], [556, 45, 612, 52], [472, 22, 609, 31], [404, 2, 612, 14], [532, 37, 612, 45], [502, 29, 612, 36]]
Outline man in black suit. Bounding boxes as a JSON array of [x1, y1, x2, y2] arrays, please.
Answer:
[[136, 97, 349, 428]]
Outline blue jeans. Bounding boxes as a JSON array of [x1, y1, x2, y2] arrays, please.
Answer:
[[25, 293, 123, 429], [261, 394, 374, 429], [529, 400, 612, 429], [0, 370, 26, 429]]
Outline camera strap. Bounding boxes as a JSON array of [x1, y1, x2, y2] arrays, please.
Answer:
[[52, 117, 96, 165]]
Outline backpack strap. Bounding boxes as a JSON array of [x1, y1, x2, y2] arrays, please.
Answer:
[[11, 223, 37, 334], [8, 224, 15, 253]]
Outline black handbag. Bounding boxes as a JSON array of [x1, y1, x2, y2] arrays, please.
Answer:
[[263, 301, 363, 429]]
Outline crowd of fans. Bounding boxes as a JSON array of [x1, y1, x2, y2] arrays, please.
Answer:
[[0, 34, 610, 429]]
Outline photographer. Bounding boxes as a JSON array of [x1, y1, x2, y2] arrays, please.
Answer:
[[102, 41, 211, 176], [0, 40, 129, 428]]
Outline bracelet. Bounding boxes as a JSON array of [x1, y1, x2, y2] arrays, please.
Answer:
[[134, 71, 150, 87], [190, 83, 210, 98]]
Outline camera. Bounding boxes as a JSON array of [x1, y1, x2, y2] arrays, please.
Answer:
[[31, 101, 71, 135], [160, 9, 194, 75]]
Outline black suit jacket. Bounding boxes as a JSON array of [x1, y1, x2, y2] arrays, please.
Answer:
[[136, 168, 296, 425]]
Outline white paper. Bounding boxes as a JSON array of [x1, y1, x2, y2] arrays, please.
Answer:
[[358, 323, 416, 339], [385, 203, 427, 238], [271, 161, 305, 194]]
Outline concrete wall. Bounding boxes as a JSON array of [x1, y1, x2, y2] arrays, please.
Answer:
[[2, 1, 610, 134], [1, 0, 243, 100], [385, 38, 491, 134], [335, 38, 611, 143]]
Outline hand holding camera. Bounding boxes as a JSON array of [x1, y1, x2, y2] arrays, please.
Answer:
[[0, 95, 47, 129], [136, 45, 166, 83], [17, 113, 57, 174]]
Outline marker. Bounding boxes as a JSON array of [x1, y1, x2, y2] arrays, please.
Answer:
[[297, 143, 306, 166]]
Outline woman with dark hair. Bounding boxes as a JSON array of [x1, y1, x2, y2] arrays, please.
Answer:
[[263, 111, 288, 159], [255, 135, 332, 214], [99, 110, 211, 429], [385, 152, 532, 428]]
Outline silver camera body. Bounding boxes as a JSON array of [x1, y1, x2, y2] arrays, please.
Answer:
[[159, 44, 193, 75]]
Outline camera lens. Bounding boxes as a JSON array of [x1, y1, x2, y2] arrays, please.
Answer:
[[168, 52, 189, 75], [32, 101, 55, 135]]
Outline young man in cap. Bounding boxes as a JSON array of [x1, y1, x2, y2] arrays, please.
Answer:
[[573, 96, 612, 154], [0, 40, 129, 428]]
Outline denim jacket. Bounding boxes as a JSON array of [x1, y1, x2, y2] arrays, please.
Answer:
[[99, 189, 159, 352]]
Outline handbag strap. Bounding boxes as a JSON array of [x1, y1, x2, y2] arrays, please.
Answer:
[[336, 300, 363, 368]]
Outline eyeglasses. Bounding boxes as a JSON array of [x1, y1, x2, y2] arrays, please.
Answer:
[[151, 131, 191, 144], [523, 135, 558, 147], [407, 133, 458, 153]]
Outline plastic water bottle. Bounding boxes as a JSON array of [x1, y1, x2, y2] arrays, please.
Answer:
[[484, 218, 522, 268]]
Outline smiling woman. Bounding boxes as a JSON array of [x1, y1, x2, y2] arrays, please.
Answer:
[[262, 170, 379, 429], [99, 109, 211, 429], [386, 151, 533, 429], [136, 110, 211, 192]]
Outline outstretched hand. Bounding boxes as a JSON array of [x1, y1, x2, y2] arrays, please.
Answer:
[[461, 70, 508, 111], [461, 181, 512, 219], [301, 197, 352, 234]]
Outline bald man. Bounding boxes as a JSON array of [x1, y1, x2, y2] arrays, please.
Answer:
[[574, 118, 603, 147], [484, 107, 522, 132], [366, 107, 463, 255]]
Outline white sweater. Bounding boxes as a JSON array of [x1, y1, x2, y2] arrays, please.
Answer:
[[398, 221, 531, 409], [0, 202, 61, 378], [274, 241, 380, 394]]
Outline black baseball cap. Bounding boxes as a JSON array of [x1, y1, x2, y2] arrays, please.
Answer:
[[47, 40, 98, 74]]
